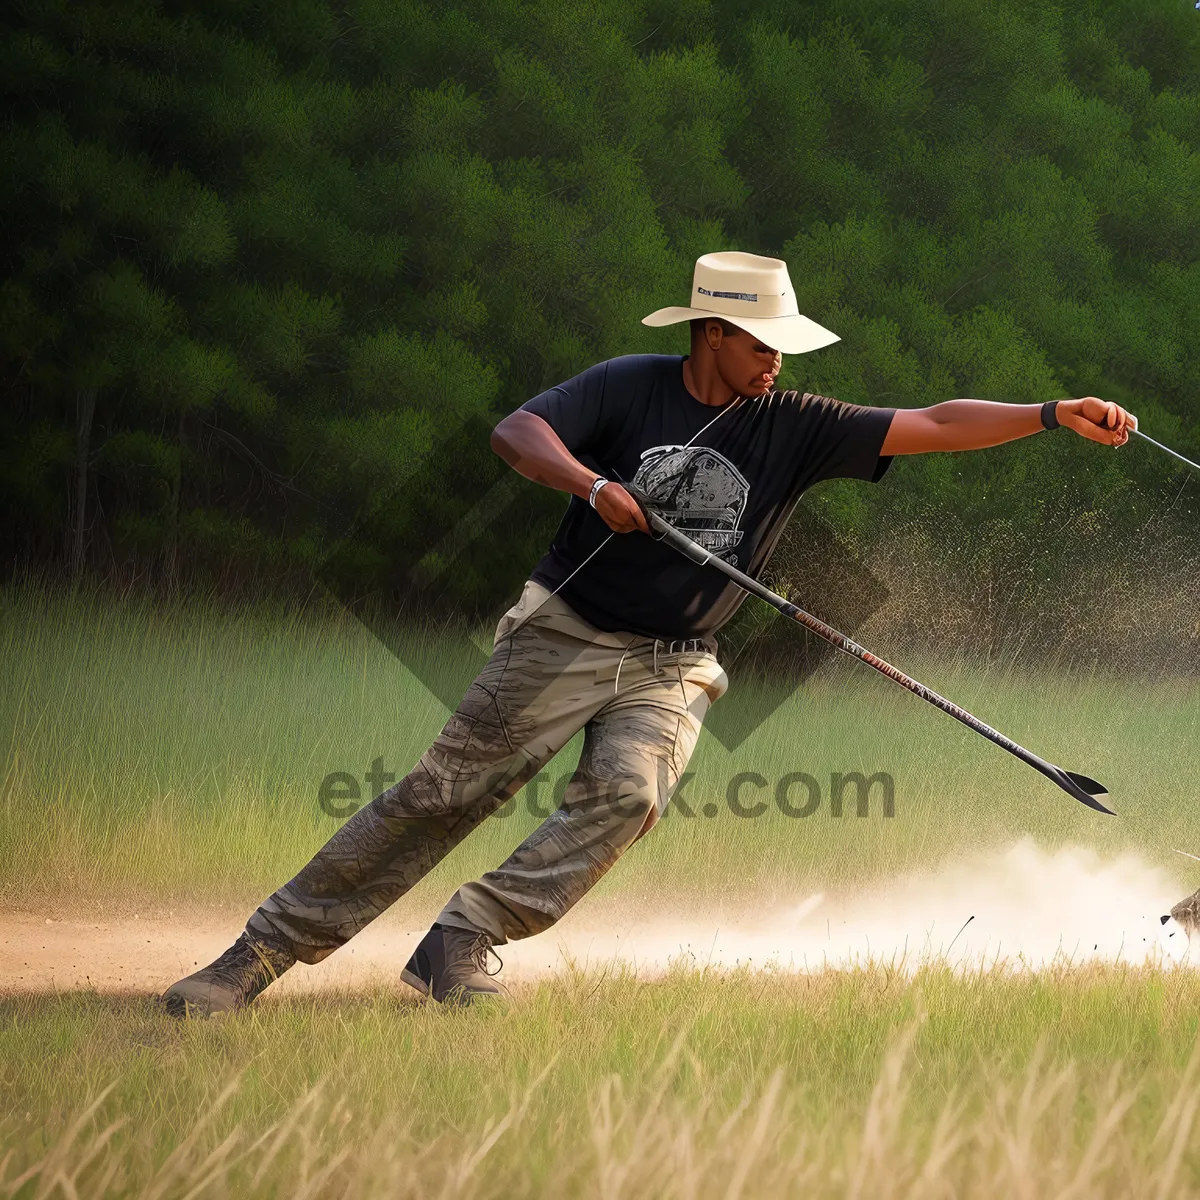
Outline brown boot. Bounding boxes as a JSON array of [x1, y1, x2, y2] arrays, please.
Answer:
[[160, 933, 296, 1018], [400, 923, 505, 1006]]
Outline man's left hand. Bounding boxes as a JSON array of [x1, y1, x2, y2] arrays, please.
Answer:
[[1056, 397, 1138, 446]]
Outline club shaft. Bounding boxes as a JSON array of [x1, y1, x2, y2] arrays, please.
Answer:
[[1134, 429, 1200, 474], [641, 509, 1110, 811]]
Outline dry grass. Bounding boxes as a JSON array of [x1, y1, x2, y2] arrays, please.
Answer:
[[2, 1016, 1198, 1197], [3, 964, 1200, 1197]]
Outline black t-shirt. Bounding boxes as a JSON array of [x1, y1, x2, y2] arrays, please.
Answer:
[[521, 353, 895, 644]]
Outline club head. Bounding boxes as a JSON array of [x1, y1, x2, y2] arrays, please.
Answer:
[[1060, 769, 1115, 815], [1065, 771, 1107, 796]]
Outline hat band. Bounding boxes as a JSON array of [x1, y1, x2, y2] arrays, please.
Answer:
[[698, 287, 759, 301], [692, 288, 796, 318]]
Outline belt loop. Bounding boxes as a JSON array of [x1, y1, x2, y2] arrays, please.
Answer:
[[614, 639, 634, 696]]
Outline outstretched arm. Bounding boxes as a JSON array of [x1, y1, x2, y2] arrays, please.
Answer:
[[880, 397, 1136, 456]]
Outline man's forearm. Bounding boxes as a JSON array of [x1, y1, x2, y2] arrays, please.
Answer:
[[490, 409, 650, 534], [490, 410, 598, 499], [920, 399, 1044, 451]]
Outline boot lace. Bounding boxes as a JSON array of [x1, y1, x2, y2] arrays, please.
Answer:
[[210, 935, 289, 988], [469, 932, 504, 977]]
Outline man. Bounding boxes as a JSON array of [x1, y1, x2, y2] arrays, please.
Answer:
[[162, 251, 1133, 1014]]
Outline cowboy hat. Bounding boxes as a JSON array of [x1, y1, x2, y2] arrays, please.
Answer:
[[641, 251, 839, 355]]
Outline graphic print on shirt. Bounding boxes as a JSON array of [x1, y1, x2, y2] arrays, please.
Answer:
[[632, 444, 749, 566]]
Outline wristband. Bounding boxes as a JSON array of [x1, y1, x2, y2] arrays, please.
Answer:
[[588, 477, 609, 508], [1040, 400, 1060, 431]]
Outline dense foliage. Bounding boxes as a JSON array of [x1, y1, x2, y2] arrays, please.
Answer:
[[2, 0, 1198, 614]]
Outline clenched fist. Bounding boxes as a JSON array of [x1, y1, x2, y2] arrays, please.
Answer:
[[592, 482, 650, 534], [1056, 397, 1138, 446]]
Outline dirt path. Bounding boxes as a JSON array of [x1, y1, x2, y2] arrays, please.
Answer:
[[1, 910, 420, 995], [2, 840, 1192, 996], [0, 905, 803, 996]]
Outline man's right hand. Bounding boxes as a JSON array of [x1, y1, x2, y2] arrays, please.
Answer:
[[593, 482, 650, 534]]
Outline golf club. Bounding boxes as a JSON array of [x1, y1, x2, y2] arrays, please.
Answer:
[[1133, 428, 1200, 475], [623, 483, 1114, 815]]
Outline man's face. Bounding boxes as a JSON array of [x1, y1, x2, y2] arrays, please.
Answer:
[[708, 322, 783, 397]]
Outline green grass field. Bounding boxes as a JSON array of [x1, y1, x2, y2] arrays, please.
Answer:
[[2, 584, 1198, 909], [3, 585, 1199, 1196]]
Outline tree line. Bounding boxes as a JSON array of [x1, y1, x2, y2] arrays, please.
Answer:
[[2, 0, 1197, 626]]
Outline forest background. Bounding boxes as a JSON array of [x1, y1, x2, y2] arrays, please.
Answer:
[[3, 0, 1198, 666]]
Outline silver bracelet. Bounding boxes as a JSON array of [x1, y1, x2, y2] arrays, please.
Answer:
[[588, 477, 609, 509]]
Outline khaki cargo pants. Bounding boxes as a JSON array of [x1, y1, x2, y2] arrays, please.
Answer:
[[247, 579, 729, 958]]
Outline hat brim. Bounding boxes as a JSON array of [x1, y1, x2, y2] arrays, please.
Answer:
[[641, 306, 839, 355]]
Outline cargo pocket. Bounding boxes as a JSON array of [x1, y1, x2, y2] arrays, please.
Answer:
[[690, 656, 729, 708], [493, 580, 551, 646]]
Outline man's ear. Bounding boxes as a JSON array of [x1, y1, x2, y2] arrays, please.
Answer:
[[705, 320, 724, 352]]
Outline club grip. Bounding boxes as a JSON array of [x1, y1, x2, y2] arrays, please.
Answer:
[[619, 482, 712, 564]]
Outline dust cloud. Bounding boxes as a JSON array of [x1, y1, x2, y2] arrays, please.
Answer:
[[503, 838, 1193, 977]]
